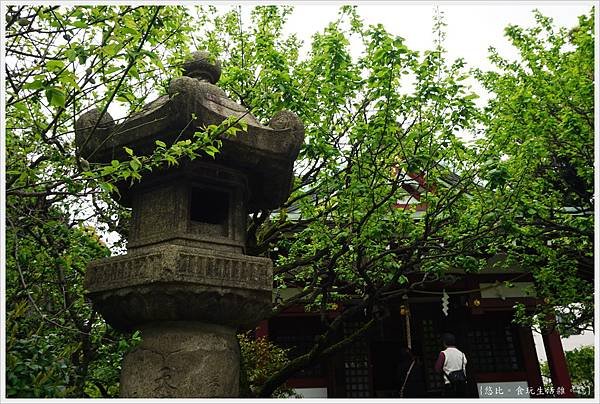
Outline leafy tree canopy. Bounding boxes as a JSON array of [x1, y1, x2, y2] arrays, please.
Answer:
[[474, 10, 594, 336], [3, 4, 594, 397]]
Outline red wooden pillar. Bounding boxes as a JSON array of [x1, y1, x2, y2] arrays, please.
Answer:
[[517, 327, 544, 394], [255, 320, 269, 338], [542, 327, 574, 397]]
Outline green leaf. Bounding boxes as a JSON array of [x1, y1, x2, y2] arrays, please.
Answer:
[[77, 52, 88, 65], [102, 44, 119, 58], [45, 87, 66, 108], [205, 145, 219, 158], [45, 60, 65, 72], [121, 26, 138, 36], [129, 159, 140, 171], [155, 140, 166, 148], [116, 91, 136, 104], [100, 165, 117, 176], [13, 102, 28, 114], [23, 79, 44, 90], [128, 66, 139, 79], [123, 15, 137, 30], [124, 147, 133, 156], [99, 182, 114, 193], [58, 70, 79, 89]]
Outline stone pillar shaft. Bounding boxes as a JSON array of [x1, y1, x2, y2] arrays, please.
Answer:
[[120, 322, 239, 397]]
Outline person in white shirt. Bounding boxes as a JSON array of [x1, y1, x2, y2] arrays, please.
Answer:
[[434, 333, 468, 397]]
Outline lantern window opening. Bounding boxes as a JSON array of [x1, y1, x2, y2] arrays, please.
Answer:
[[190, 187, 229, 225]]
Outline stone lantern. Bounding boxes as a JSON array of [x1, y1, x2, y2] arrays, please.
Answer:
[[75, 51, 304, 398]]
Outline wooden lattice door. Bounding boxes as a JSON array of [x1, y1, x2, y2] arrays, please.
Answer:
[[341, 319, 372, 397], [420, 318, 446, 394]]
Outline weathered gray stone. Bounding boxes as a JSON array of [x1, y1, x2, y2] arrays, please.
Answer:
[[74, 109, 115, 160], [120, 322, 239, 397], [122, 162, 249, 253], [77, 52, 304, 398], [84, 244, 272, 331], [74, 52, 304, 211], [182, 51, 222, 83]]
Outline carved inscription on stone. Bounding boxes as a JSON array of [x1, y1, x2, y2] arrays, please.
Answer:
[[85, 246, 271, 293], [120, 322, 240, 397], [86, 252, 164, 292], [176, 253, 269, 288]]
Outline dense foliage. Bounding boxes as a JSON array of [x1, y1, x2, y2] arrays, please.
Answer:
[[238, 332, 298, 398], [4, 5, 211, 397], [565, 345, 594, 397], [541, 345, 595, 398], [474, 10, 594, 336], [3, 4, 594, 398]]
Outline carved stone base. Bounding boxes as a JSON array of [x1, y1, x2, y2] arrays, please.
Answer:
[[120, 322, 239, 398], [84, 244, 272, 331]]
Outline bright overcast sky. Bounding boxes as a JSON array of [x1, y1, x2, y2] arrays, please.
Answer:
[[280, 1, 595, 69], [227, 1, 595, 108]]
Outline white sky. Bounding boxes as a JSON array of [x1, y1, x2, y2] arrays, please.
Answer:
[[282, 1, 594, 69], [281, 1, 595, 108]]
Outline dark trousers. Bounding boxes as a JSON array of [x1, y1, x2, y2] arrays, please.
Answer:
[[444, 382, 467, 398]]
